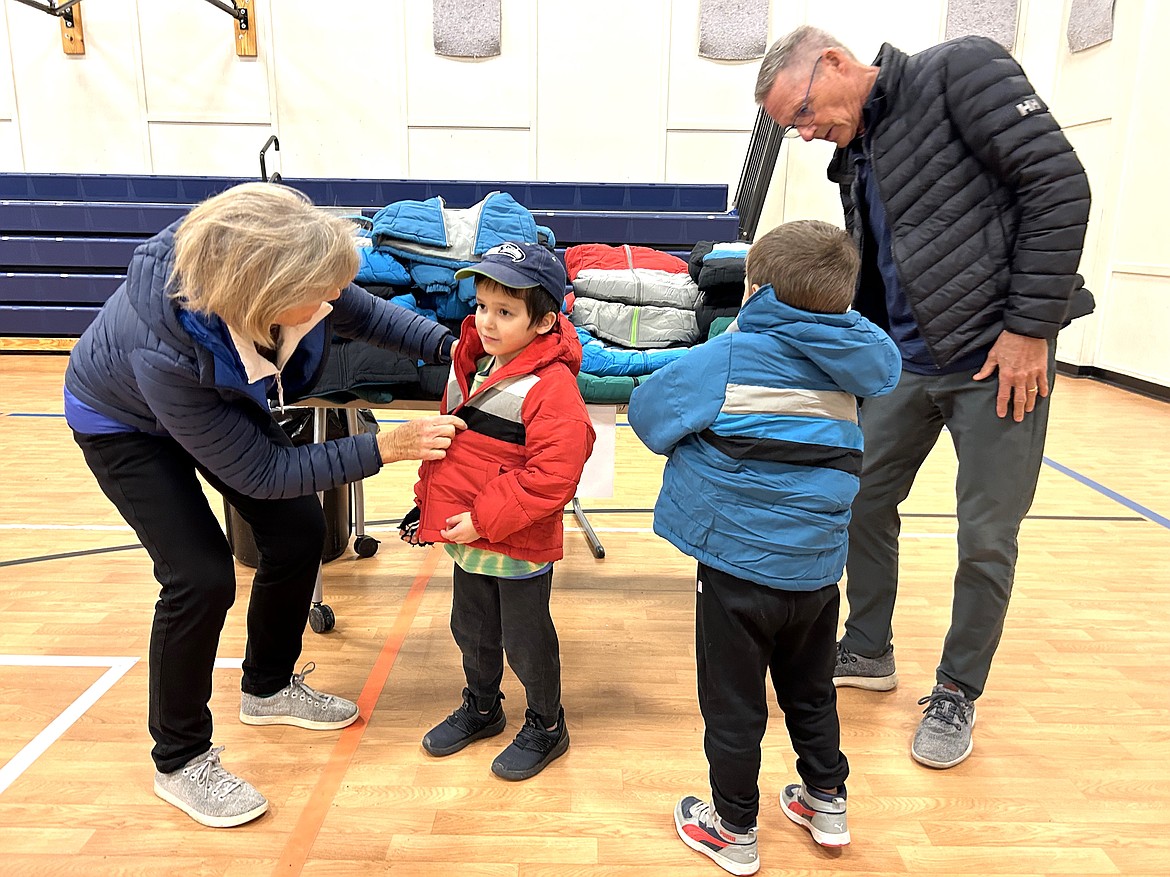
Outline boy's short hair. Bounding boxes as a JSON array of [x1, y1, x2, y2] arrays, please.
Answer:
[[454, 241, 566, 327], [172, 182, 359, 348], [746, 220, 859, 314]]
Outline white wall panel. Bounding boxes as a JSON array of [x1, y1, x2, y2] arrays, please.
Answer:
[[665, 130, 748, 204], [269, 0, 408, 178], [404, 0, 533, 129], [535, 0, 669, 182], [1015, 0, 1061, 101], [1109, 0, 1169, 270], [136, 0, 269, 123], [0, 1, 14, 122], [804, 0, 946, 60], [765, 137, 838, 234], [1057, 120, 1111, 366], [148, 122, 274, 177], [1095, 272, 1170, 384], [1051, 39, 1115, 127], [667, 0, 760, 131], [7, 0, 147, 172], [0, 119, 21, 169], [407, 127, 532, 181]]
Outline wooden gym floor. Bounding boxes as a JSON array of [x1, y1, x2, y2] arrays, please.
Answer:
[[1, 353, 1168, 876]]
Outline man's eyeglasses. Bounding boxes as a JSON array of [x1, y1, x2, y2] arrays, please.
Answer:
[[782, 55, 821, 139]]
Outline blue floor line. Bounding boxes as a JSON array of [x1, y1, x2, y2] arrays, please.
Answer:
[[1043, 456, 1170, 531]]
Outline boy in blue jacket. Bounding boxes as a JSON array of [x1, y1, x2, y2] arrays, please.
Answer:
[[628, 220, 900, 875]]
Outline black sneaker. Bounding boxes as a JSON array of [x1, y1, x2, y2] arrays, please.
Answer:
[[422, 688, 506, 756], [491, 707, 569, 780]]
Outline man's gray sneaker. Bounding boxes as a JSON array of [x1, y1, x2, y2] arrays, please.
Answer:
[[239, 662, 359, 730], [674, 796, 759, 876], [154, 746, 268, 828], [780, 782, 850, 847], [832, 642, 897, 691], [911, 683, 976, 768]]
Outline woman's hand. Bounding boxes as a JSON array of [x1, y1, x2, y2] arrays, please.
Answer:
[[440, 512, 480, 544], [377, 415, 466, 463]]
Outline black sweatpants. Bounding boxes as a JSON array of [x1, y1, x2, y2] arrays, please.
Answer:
[[696, 561, 849, 830], [450, 563, 561, 724], [75, 420, 325, 773]]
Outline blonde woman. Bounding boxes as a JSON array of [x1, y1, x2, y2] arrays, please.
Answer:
[[64, 182, 465, 828]]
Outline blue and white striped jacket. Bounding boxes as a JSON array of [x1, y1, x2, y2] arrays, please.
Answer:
[[628, 286, 900, 590]]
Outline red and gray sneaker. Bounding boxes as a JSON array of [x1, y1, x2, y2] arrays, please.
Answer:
[[780, 782, 850, 847], [673, 796, 759, 875]]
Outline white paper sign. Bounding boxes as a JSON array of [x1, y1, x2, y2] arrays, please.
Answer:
[[577, 404, 617, 499]]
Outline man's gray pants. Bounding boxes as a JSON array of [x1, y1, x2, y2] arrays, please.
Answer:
[[841, 348, 1055, 700]]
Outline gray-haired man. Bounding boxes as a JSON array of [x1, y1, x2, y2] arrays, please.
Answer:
[[755, 26, 1091, 769]]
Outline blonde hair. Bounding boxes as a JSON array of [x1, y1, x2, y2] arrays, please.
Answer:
[[171, 182, 359, 347], [746, 220, 859, 314]]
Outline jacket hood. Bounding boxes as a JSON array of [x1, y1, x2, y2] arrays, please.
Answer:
[[738, 285, 899, 398], [451, 311, 583, 399]]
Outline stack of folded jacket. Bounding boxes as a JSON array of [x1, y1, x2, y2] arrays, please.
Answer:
[[565, 244, 701, 349], [688, 240, 748, 339]]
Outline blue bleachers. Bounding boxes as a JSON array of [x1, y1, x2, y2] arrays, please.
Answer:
[[0, 174, 730, 212], [1, 174, 736, 337]]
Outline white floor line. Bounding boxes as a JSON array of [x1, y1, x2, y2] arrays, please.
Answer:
[[0, 655, 246, 796], [0, 655, 138, 795]]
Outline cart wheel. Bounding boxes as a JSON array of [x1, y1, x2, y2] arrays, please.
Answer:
[[309, 603, 335, 634], [354, 535, 380, 558]]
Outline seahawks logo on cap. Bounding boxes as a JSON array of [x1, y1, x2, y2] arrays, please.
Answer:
[[485, 242, 526, 262]]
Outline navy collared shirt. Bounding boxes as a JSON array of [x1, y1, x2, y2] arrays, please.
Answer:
[[850, 90, 989, 376]]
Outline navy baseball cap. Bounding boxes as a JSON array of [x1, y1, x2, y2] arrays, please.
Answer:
[[455, 241, 567, 308]]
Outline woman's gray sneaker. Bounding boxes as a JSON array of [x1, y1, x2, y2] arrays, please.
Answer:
[[239, 661, 359, 730], [153, 746, 268, 828]]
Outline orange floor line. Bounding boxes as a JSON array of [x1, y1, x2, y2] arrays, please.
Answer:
[[273, 545, 442, 875]]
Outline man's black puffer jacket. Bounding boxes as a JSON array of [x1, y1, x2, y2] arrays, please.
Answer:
[[827, 37, 1092, 368]]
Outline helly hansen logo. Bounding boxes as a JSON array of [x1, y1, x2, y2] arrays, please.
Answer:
[[1015, 97, 1046, 117], [485, 242, 526, 262]]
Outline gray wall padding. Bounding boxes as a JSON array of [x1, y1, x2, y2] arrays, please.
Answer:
[[433, 0, 502, 59], [945, 0, 1019, 52], [699, 0, 768, 61], [1068, 0, 1114, 53]]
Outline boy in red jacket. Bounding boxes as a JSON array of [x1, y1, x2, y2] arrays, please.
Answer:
[[402, 241, 596, 780]]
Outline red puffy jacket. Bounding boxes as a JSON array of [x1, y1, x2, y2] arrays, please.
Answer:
[[413, 313, 596, 562]]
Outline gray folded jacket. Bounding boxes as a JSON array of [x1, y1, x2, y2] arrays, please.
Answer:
[[572, 268, 702, 309], [570, 298, 700, 349]]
